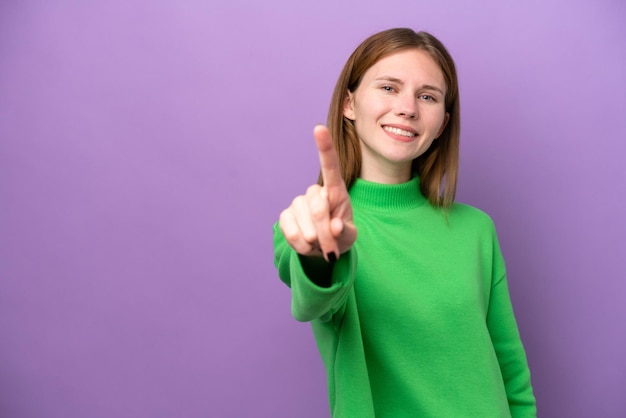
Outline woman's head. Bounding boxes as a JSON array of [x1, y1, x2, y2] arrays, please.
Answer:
[[326, 28, 460, 208]]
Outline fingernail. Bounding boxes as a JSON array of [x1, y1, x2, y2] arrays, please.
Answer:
[[326, 252, 337, 264]]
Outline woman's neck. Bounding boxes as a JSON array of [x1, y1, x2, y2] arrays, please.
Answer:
[[359, 161, 412, 184]]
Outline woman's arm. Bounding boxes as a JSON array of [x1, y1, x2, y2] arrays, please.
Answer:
[[273, 223, 357, 322], [487, 274, 537, 417]]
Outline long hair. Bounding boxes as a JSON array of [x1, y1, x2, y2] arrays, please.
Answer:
[[324, 28, 460, 208]]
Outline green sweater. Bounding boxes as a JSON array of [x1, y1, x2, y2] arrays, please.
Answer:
[[273, 177, 536, 417]]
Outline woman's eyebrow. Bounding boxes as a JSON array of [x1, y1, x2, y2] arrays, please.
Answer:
[[421, 84, 445, 95], [375, 76, 404, 84]]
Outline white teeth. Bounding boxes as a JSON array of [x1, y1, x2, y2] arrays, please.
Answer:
[[383, 126, 416, 137]]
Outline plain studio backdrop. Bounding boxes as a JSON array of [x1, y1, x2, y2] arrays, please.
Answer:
[[1, 1, 625, 417]]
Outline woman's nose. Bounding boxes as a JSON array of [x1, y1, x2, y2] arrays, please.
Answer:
[[395, 95, 418, 119]]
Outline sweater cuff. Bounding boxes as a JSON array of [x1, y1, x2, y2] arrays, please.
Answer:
[[289, 248, 357, 322]]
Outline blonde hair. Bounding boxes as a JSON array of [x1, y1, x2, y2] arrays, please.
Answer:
[[323, 28, 460, 208]]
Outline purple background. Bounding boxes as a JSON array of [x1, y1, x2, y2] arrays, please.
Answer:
[[1, 1, 625, 417]]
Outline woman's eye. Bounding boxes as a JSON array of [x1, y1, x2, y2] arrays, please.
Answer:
[[382, 85, 395, 92], [420, 95, 436, 102]]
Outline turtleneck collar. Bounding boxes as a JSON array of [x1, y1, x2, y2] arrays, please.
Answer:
[[348, 176, 427, 211]]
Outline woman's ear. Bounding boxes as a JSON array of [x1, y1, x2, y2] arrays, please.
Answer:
[[343, 91, 356, 121], [436, 112, 450, 138]]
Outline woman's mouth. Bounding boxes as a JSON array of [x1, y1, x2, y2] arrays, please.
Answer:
[[383, 125, 417, 138]]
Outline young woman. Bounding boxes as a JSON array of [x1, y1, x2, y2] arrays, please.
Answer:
[[273, 28, 536, 417]]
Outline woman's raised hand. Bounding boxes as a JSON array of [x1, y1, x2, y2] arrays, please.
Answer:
[[279, 125, 357, 262]]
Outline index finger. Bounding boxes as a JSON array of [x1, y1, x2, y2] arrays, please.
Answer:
[[314, 125, 345, 189]]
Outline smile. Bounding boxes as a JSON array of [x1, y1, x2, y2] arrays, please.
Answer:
[[383, 126, 417, 138]]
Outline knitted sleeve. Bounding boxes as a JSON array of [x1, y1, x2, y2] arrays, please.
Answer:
[[486, 237, 537, 417], [273, 222, 357, 323]]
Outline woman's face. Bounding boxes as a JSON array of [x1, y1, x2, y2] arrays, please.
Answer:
[[343, 48, 449, 184]]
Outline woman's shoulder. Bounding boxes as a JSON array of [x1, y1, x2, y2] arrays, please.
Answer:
[[447, 202, 497, 232]]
